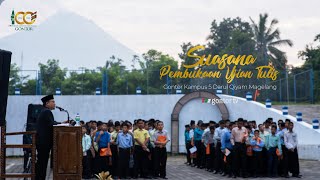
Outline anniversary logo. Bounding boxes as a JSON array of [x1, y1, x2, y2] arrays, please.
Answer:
[[9, 9, 37, 31]]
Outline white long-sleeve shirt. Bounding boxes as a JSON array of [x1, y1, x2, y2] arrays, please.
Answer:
[[82, 134, 92, 156], [284, 131, 298, 149], [214, 127, 225, 141], [189, 129, 194, 138]]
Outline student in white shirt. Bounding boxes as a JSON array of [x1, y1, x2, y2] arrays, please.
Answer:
[[284, 122, 302, 178]]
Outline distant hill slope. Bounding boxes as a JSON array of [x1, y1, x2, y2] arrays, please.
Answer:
[[0, 10, 138, 70]]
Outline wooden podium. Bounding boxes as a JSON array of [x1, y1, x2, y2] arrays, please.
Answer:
[[53, 126, 82, 180]]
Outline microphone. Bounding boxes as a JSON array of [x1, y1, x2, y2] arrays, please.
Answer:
[[56, 106, 71, 123], [56, 106, 65, 112]]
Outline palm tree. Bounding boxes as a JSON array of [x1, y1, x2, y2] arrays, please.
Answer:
[[250, 13, 293, 69]]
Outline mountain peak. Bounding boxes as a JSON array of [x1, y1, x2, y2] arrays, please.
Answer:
[[0, 11, 137, 70]]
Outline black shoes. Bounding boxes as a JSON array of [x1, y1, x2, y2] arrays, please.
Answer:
[[284, 174, 290, 178], [292, 174, 302, 178], [213, 170, 220, 174], [232, 175, 237, 178]]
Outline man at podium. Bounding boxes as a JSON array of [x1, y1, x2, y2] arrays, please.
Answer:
[[35, 95, 61, 180]]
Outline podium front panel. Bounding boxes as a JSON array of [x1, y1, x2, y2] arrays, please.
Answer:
[[53, 126, 82, 180]]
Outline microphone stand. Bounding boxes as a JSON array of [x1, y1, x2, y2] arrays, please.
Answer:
[[65, 110, 70, 123], [57, 107, 71, 123]]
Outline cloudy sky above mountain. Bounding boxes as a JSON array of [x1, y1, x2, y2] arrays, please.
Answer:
[[1, 0, 319, 67]]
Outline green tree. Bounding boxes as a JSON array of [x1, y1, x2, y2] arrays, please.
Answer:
[[298, 34, 320, 102], [22, 79, 36, 95], [142, 49, 162, 69], [178, 42, 201, 92], [148, 53, 178, 94], [38, 59, 66, 94], [8, 63, 30, 94], [206, 17, 253, 55], [131, 55, 140, 69], [298, 34, 320, 70], [8, 63, 22, 94], [250, 13, 293, 70], [62, 69, 102, 95], [135, 50, 179, 94]]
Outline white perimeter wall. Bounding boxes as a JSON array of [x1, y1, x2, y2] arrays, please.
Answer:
[[4, 95, 320, 160]]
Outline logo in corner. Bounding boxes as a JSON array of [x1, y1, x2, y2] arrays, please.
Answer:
[[10, 9, 37, 31]]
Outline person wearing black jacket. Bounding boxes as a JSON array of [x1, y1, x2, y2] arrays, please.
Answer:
[[35, 95, 61, 180]]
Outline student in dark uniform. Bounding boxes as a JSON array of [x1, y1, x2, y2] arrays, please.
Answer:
[[194, 120, 204, 168], [35, 95, 62, 180], [184, 124, 192, 165]]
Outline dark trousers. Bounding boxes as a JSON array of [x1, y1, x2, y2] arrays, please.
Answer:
[[118, 148, 131, 179], [82, 154, 90, 178], [278, 145, 289, 176], [154, 147, 167, 178], [262, 147, 268, 175], [93, 151, 100, 174], [232, 142, 247, 176], [267, 147, 278, 176], [148, 147, 154, 176], [201, 143, 206, 167], [224, 148, 234, 176], [186, 141, 191, 164], [246, 155, 254, 176], [96, 148, 110, 173], [134, 145, 149, 178], [195, 140, 203, 167], [35, 145, 51, 180], [110, 144, 118, 176], [287, 148, 300, 175], [253, 151, 263, 176], [206, 143, 215, 170], [215, 142, 223, 172], [86, 149, 93, 178]]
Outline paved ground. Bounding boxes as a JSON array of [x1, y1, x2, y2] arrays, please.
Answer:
[[273, 105, 320, 124], [4, 155, 320, 180]]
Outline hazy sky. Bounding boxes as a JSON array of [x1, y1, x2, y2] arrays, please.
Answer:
[[1, 0, 319, 66]]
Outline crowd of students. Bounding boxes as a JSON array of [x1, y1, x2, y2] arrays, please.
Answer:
[[184, 118, 302, 178], [80, 119, 170, 179]]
